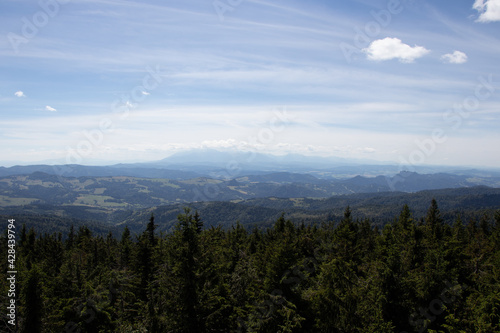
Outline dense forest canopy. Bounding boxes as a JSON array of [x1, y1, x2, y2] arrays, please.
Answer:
[[1, 200, 499, 332]]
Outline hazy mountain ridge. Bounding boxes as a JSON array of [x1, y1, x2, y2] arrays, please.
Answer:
[[0, 164, 201, 180], [4, 150, 500, 180], [1, 149, 499, 234]]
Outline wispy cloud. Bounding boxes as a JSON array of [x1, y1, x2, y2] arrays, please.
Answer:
[[363, 38, 430, 63], [358, 147, 376, 154], [473, 0, 500, 22], [1, 0, 499, 167], [125, 101, 136, 108], [441, 51, 468, 64]]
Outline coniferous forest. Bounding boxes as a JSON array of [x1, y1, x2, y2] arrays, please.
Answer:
[[1, 200, 500, 332]]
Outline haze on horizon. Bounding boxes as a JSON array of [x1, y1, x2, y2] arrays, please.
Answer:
[[1, 0, 499, 168]]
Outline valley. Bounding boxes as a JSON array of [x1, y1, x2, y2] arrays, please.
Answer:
[[1, 161, 499, 235]]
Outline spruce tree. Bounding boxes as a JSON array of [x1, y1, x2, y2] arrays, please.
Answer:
[[425, 198, 443, 239], [21, 266, 43, 333], [120, 226, 132, 268]]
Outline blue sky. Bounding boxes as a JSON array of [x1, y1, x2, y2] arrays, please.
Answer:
[[1, 0, 499, 167]]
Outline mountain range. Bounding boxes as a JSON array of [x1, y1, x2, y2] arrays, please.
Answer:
[[1, 148, 499, 234], [1, 169, 499, 210], [3, 149, 500, 179]]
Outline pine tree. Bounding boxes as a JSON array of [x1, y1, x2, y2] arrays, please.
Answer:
[[66, 224, 75, 250], [333, 206, 359, 261], [179, 209, 202, 332], [425, 198, 443, 239], [21, 266, 43, 333], [120, 226, 132, 268], [19, 224, 27, 248], [147, 214, 156, 247], [164, 208, 204, 332]]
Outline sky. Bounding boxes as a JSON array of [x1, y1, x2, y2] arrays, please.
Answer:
[[0, 0, 499, 167]]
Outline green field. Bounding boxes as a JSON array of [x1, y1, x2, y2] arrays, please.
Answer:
[[74, 195, 128, 208], [0, 195, 39, 206]]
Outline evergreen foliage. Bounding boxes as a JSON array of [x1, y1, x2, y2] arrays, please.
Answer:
[[0, 200, 499, 332]]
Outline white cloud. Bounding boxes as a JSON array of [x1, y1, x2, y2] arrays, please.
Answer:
[[360, 147, 376, 154], [141, 91, 150, 95], [14, 91, 25, 97], [363, 37, 430, 63], [441, 51, 468, 64], [473, 0, 500, 22], [125, 101, 136, 108], [45, 106, 57, 112]]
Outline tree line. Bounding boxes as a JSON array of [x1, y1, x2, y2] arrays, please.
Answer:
[[1, 199, 499, 332]]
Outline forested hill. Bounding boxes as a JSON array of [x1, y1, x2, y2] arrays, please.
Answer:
[[1, 171, 499, 210], [118, 186, 500, 233], [1, 205, 499, 332], [2, 186, 499, 236]]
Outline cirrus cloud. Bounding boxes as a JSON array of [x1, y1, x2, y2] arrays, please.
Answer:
[[473, 0, 500, 22], [441, 50, 468, 64], [45, 106, 57, 112], [363, 37, 430, 63]]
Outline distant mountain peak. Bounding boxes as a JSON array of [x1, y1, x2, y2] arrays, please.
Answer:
[[398, 171, 418, 176], [154, 148, 370, 172]]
